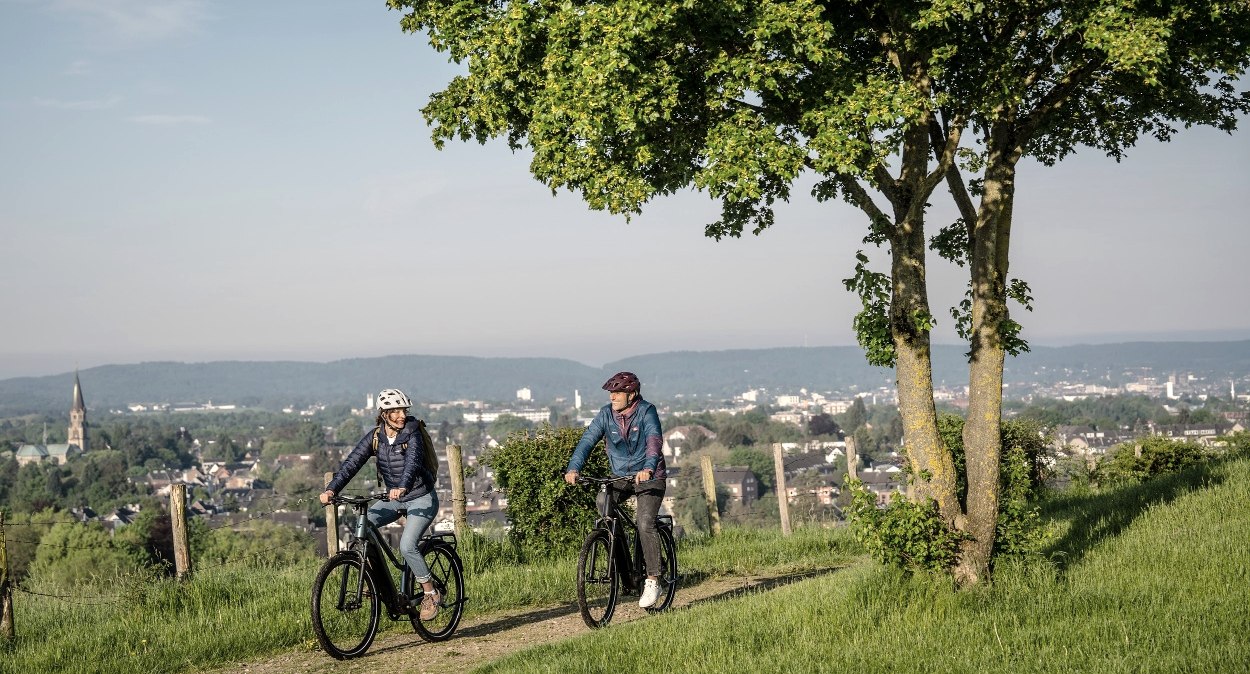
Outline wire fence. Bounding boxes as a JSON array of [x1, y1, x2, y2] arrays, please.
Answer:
[[0, 447, 857, 617]]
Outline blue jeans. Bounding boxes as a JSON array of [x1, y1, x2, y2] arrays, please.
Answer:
[[368, 491, 439, 583]]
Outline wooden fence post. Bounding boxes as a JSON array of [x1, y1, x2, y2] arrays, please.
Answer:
[[845, 436, 858, 481], [1, 512, 14, 639], [773, 443, 792, 536], [324, 472, 338, 556], [170, 484, 192, 581], [447, 444, 469, 536], [700, 455, 721, 537]]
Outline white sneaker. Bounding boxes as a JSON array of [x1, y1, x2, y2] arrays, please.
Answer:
[[639, 578, 660, 608]]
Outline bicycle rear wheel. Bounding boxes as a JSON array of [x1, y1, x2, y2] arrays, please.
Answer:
[[576, 529, 619, 628], [407, 543, 465, 641], [645, 526, 678, 613], [311, 553, 380, 659]]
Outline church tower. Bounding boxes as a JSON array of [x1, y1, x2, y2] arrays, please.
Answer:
[[67, 371, 88, 452]]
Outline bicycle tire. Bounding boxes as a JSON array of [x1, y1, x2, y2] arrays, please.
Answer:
[[645, 526, 678, 613], [407, 542, 465, 641], [576, 529, 619, 628], [310, 552, 381, 659]]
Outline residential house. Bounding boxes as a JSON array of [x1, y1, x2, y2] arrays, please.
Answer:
[[713, 466, 758, 505], [858, 464, 905, 505], [1152, 422, 1244, 446], [661, 425, 715, 463]]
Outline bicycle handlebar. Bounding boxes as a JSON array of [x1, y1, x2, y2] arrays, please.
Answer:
[[575, 474, 635, 487], [329, 491, 390, 506]]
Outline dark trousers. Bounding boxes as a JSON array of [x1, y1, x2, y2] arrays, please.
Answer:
[[599, 478, 666, 579]]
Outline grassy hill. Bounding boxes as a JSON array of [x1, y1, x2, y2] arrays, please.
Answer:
[[3, 448, 1247, 673], [4, 340, 1250, 415], [481, 450, 1250, 673]]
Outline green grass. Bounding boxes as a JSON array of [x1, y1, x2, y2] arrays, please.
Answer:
[[10, 451, 1240, 674], [0, 523, 859, 673], [475, 453, 1250, 673]]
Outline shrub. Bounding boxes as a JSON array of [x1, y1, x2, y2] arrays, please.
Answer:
[[1097, 436, 1206, 484], [845, 479, 967, 573], [849, 415, 1050, 572], [481, 424, 608, 560]]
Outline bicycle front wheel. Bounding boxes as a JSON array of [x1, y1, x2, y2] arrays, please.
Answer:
[[645, 526, 678, 613], [310, 552, 381, 659], [576, 529, 619, 628], [407, 543, 465, 641]]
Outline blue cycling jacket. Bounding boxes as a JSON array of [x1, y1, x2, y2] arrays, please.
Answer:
[[566, 399, 665, 479]]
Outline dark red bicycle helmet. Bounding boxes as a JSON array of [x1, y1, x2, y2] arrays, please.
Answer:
[[601, 371, 641, 393]]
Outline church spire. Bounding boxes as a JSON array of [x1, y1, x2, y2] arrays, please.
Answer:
[[68, 370, 88, 452], [73, 370, 86, 412]]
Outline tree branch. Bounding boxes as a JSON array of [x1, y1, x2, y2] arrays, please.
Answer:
[[839, 175, 892, 233], [1018, 55, 1105, 141], [929, 115, 977, 227], [728, 98, 768, 115], [919, 112, 965, 197]]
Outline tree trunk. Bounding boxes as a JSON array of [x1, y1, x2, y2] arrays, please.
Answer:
[[890, 120, 962, 527], [891, 212, 960, 526], [956, 126, 1020, 585]]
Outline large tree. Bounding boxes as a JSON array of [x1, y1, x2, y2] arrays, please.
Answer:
[[914, 0, 1249, 581], [389, 0, 1249, 582]]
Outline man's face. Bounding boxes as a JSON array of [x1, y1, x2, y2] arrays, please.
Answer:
[[609, 390, 634, 412]]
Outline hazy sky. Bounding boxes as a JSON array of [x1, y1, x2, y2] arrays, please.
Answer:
[[2, 1, 1249, 380]]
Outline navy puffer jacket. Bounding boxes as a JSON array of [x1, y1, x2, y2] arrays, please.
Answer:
[[326, 416, 434, 502]]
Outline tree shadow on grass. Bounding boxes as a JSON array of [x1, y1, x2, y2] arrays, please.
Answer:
[[456, 602, 582, 638], [1041, 460, 1225, 574], [681, 567, 847, 610], [365, 602, 583, 658]]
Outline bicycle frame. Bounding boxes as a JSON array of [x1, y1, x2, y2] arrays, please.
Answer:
[[340, 496, 419, 619], [589, 478, 673, 593]]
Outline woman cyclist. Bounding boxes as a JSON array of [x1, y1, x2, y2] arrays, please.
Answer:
[[320, 388, 441, 620]]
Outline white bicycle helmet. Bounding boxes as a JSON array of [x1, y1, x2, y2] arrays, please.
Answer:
[[377, 388, 412, 410]]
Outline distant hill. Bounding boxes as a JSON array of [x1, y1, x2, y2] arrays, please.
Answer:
[[0, 356, 601, 416], [2, 340, 1249, 416]]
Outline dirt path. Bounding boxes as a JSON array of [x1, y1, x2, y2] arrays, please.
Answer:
[[207, 568, 838, 674]]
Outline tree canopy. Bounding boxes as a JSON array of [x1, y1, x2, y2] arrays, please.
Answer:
[[390, 0, 1250, 582]]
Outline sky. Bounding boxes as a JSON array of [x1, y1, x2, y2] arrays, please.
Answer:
[[2, 1, 1249, 381]]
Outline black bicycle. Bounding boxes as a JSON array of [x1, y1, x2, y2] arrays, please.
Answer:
[[575, 475, 678, 628], [310, 491, 465, 659]]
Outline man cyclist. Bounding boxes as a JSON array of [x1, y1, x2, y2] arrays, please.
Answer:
[[564, 371, 667, 608], [320, 388, 442, 620]]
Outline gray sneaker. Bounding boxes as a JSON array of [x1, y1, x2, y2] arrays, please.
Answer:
[[638, 578, 660, 608]]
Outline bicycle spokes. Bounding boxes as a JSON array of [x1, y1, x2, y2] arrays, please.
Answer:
[[409, 544, 465, 642], [576, 530, 619, 628], [311, 554, 381, 660]]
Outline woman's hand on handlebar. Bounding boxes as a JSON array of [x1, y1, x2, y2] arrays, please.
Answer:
[[564, 470, 579, 486], [319, 489, 334, 505]]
